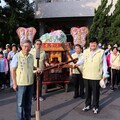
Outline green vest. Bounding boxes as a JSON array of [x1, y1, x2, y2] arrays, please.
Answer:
[[30, 48, 45, 72], [72, 53, 83, 74], [16, 51, 34, 85], [111, 53, 120, 70], [83, 48, 104, 80]]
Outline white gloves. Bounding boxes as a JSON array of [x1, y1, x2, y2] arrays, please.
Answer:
[[99, 79, 107, 88]]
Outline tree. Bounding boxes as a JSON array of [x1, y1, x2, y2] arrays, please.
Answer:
[[0, 0, 38, 47], [109, 0, 120, 45], [88, 0, 112, 45]]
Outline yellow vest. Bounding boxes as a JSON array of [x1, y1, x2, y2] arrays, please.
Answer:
[[16, 51, 34, 86], [111, 53, 120, 70], [83, 48, 104, 80], [30, 48, 45, 72], [72, 53, 83, 74]]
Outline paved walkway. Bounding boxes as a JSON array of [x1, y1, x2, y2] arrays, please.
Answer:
[[0, 85, 120, 120]]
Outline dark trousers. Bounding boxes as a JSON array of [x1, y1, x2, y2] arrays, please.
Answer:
[[6, 70, 10, 87], [33, 73, 43, 98], [84, 79, 100, 108], [72, 74, 84, 97], [111, 69, 120, 88], [107, 67, 111, 83], [0, 72, 5, 87]]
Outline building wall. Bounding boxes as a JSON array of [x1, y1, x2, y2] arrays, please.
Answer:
[[35, 0, 117, 40]]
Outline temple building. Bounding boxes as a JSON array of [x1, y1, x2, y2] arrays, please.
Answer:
[[35, 0, 117, 42]]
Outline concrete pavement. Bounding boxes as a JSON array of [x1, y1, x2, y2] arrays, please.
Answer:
[[0, 86, 120, 120]]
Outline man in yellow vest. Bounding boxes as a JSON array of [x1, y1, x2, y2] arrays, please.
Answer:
[[30, 39, 49, 102], [110, 46, 120, 90], [11, 40, 41, 120], [74, 37, 108, 114], [70, 44, 84, 99]]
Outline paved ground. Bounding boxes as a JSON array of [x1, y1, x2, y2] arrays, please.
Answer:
[[0, 85, 120, 120]]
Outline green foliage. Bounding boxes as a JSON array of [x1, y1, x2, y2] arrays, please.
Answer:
[[88, 0, 120, 45], [0, 0, 38, 47], [109, 0, 120, 45], [88, 0, 107, 37]]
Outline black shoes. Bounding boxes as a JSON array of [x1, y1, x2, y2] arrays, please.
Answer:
[[82, 106, 99, 114], [80, 95, 85, 99], [93, 108, 99, 114], [82, 106, 91, 111], [110, 86, 114, 90], [73, 95, 79, 99], [73, 94, 85, 99]]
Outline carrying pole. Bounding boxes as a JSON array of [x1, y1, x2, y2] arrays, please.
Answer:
[[36, 49, 41, 120]]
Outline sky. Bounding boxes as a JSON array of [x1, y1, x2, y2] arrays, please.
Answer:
[[0, 0, 6, 7]]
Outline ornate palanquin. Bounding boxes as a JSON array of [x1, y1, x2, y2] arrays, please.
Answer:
[[42, 42, 71, 92]]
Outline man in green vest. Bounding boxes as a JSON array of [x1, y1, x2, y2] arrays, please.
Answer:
[[30, 39, 49, 102], [11, 40, 41, 120], [74, 37, 108, 114]]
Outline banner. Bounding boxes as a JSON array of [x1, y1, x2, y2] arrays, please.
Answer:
[[70, 27, 88, 46], [16, 27, 36, 46]]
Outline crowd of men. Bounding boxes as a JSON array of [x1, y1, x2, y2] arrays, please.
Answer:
[[0, 38, 120, 119]]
